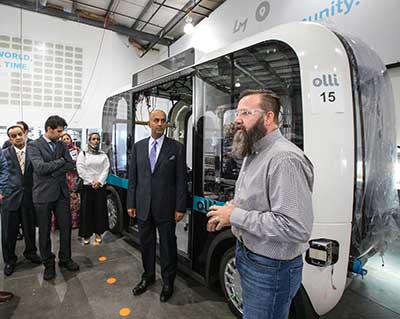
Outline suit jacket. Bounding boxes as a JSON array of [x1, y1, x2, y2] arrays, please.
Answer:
[[2, 139, 11, 150], [0, 149, 8, 196], [27, 136, 74, 204], [127, 136, 187, 222], [3, 146, 34, 211]]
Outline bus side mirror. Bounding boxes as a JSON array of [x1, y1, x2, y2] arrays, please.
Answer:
[[305, 238, 339, 267]]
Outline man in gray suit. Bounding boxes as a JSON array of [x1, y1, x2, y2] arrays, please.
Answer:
[[28, 115, 79, 280], [127, 109, 187, 302]]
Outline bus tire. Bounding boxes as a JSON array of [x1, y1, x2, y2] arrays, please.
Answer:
[[219, 246, 319, 319], [106, 186, 123, 234], [219, 246, 242, 318]]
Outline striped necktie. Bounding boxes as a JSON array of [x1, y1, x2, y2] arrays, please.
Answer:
[[17, 150, 25, 174]]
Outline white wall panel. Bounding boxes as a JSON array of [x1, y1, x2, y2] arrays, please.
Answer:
[[0, 4, 159, 132]]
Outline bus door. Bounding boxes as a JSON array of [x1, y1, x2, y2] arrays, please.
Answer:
[[191, 75, 239, 276], [102, 91, 134, 233], [190, 40, 303, 296], [130, 74, 194, 258]]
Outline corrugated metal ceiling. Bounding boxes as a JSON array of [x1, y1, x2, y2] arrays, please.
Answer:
[[0, 0, 226, 56]]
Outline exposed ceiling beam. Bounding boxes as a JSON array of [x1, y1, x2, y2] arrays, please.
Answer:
[[71, 0, 76, 14], [104, 0, 115, 19], [141, 0, 202, 57], [198, 4, 213, 11], [233, 61, 265, 88], [248, 48, 288, 89], [52, 0, 164, 30], [130, 0, 155, 31], [153, 1, 209, 18], [0, 0, 172, 46], [138, 0, 166, 32]]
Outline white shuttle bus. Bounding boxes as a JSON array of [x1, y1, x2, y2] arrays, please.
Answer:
[[102, 22, 399, 318]]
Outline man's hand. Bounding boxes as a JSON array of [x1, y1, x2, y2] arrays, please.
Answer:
[[175, 211, 185, 223], [127, 208, 136, 218], [206, 203, 235, 232], [91, 181, 101, 189], [0, 194, 4, 202]]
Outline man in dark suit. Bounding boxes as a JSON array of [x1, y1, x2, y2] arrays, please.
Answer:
[[1, 125, 41, 276], [27, 115, 79, 281], [0, 148, 7, 202], [2, 121, 33, 241], [127, 109, 187, 302], [0, 149, 14, 303]]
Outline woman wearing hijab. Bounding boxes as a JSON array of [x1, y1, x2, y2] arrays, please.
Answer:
[[76, 133, 110, 244], [61, 133, 81, 229]]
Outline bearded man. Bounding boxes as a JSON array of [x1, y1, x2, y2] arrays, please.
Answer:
[[207, 89, 314, 319]]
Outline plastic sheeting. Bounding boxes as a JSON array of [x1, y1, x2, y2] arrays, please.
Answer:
[[336, 30, 400, 257]]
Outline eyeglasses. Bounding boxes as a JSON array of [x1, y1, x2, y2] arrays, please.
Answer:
[[234, 109, 265, 117]]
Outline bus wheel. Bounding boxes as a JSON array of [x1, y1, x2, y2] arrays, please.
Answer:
[[218, 247, 319, 319], [106, 186, 123, 234], [219, 247, 243, 318]]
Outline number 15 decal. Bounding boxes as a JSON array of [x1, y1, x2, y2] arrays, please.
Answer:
[[311, 71, 344, 114], [320, 91, 336, 103]]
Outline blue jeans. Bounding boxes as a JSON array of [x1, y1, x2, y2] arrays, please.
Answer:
[[236, 242, 303, 319]]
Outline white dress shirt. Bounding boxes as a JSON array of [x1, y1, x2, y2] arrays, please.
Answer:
[[76, 151, 110, 186]]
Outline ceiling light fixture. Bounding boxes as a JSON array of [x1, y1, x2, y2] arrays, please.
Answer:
[[184, 16, 194, 34]]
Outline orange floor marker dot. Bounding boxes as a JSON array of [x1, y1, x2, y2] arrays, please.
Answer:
[[119, 308, 131, 317], [98, 256, 107, 262], [107, 277, 117, 284]]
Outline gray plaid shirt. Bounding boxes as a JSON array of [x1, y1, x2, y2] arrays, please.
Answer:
[[231, 129, 314, 260]]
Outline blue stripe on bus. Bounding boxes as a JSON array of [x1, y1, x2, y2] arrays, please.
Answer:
[[193, 195, 224, 214], [107, 175, 129, 189], [105, 178, 223, 213]]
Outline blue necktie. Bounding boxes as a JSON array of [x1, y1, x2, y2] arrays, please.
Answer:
[[149, 140, 158, 172], [48, 141, 55, 152]]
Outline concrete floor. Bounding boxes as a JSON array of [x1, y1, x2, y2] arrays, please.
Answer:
[[322, 238, 400, 319], [0, 229, 399, 319]]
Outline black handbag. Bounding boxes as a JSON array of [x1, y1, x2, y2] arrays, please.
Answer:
[[76, 151, 85, 193], [76, 177, 84, 193]]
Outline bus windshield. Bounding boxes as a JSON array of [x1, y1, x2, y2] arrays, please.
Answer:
[[193, 40, 303, 204]]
